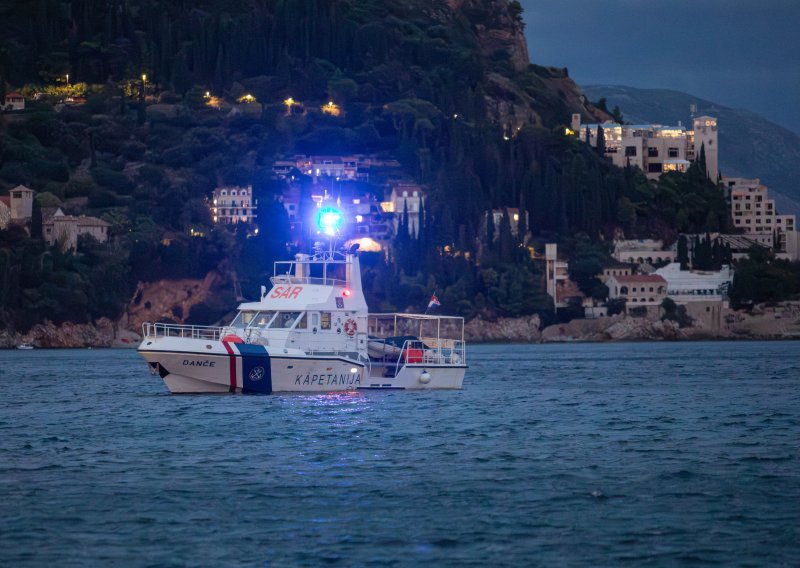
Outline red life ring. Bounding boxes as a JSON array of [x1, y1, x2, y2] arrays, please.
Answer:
[[344, 319, 357, 336]]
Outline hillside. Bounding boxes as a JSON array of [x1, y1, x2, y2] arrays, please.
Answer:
[[0, 1, 733, 333], [583, 85, 800, 215]]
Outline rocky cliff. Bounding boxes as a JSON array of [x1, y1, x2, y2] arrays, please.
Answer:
[[452, 0, 610, 130]]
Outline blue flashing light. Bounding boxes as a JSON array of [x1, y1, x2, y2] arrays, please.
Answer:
[[317, 207, 343, 236]]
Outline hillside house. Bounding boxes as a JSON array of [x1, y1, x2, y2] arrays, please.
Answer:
[[0, 185, 35, 229], [2, 91, 25, 111], [599, 261, 634, 283], [483, 208, 528, 241], [606, 274, 667, 313], [212, 185, 257, 225], [44, 208, 110, 250], [384, 183, 425, 237]]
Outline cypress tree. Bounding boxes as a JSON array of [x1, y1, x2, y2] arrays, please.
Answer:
[[712, 238, 722, 270], [596, 125, 606, 157], [498, 208, 514, 263], [485, 208, 495, 250], [698, 142, 708, 180], [677, 235, 689, 270], [691, 235, 700, 268]]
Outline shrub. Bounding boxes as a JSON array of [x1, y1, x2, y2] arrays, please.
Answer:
[[88, 189, 118, 207], [91, 166, 134, 194], [120, 141, 146, 161]]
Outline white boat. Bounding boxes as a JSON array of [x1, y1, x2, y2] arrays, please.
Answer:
[[16, 343, 34, 350], [138, 248, 467, 393]]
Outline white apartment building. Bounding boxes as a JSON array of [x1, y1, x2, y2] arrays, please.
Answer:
[[212, 185, 257, 225], [573, 115, 718, 181], [725, 176, 799, 260]]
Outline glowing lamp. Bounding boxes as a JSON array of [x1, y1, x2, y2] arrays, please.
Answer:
[[342, 289, 352, 297], [316, 207, 343, 236]]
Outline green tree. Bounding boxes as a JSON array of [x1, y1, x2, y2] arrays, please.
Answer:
[[596, 124, 606, 156], [677, 235, 689, 270]]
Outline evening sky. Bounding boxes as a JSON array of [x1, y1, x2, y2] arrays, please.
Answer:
[[520, 0, 800, 132]]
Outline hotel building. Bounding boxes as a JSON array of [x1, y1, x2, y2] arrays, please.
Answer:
[[725, 176, 799, 260], [573, 115, 719, 181]]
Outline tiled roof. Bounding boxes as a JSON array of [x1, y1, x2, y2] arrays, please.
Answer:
[[50, 214, 110, 227], [77, 215, 111, 227]]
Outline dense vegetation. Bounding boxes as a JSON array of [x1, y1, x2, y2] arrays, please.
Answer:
[[0, 0, 763, 332]]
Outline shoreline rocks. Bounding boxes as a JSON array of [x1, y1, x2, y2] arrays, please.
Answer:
[[0, 318, 141, 349], [3, 304, 799, 349]]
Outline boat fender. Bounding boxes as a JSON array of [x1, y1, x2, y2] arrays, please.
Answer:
[[344, 319, 357, 336], [419, 370, 431, 384]]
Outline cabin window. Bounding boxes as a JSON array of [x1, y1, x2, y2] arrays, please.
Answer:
[[231, 311, 257, 328], [321, 312, 331, 330], [271, 311, 303, 328], [311, 313, 320, 328], [294, 313, 308, 329], [252, 311, 276, 328]]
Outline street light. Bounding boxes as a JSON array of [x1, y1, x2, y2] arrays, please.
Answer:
[[65, 74, 69, 85]]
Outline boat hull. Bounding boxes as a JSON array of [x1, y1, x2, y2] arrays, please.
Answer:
[[361, 364, 466, 390], [138, 337, 365, 394]]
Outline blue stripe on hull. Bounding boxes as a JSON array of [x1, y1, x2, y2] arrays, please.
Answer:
[[235, 343, 272, 394]]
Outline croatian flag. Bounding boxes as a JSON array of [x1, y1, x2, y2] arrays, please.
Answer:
[[427, 293, 441, 311]]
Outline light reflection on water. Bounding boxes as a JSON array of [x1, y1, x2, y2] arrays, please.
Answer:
[[0, 342, 799, 566]]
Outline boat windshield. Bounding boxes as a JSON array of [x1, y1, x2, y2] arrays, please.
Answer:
[[230, 311, 257, 328], [268, 311, 307, 329], [250, 311, 277, 328], [231, 311, 307, 330]]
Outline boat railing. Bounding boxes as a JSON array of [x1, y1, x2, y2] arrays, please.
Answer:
[[398, 338, 466, 366], [380, 339, 467, 368], [142, 322, 230, 341], [270, 275, 347, 287]]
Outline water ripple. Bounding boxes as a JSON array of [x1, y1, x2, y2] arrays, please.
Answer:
[[1, 342, 799, 566]]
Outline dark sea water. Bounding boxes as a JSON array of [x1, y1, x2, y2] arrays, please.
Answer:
[[1, 342, 799, 567]]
